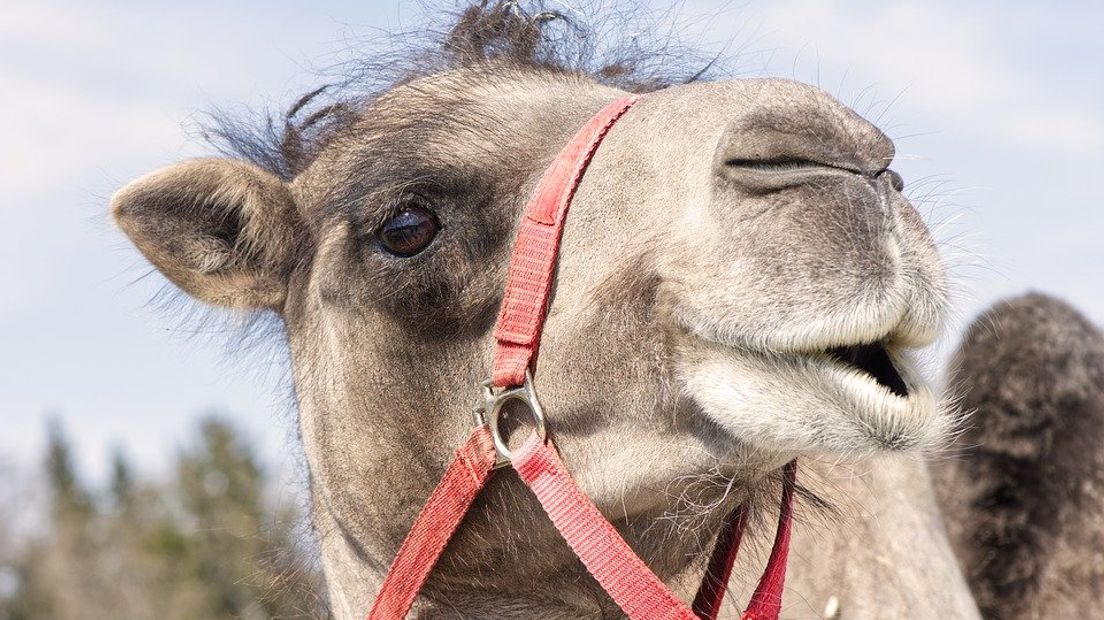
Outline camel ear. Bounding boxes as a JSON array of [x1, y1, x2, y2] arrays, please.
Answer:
[[111, 158, 302, 310]]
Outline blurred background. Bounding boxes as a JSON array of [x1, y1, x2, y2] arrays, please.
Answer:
[[1, 0, 1101, 617]]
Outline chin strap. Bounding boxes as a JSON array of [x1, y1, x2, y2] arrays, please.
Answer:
[[367, 428, 797, 620], [696, 460, 798, 620], [366, 95, 797, 620], [512, 435, 798, 620], [366, 426, 498, 620]]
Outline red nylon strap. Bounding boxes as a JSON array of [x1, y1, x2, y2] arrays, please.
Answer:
[[742, 460, 798, 620], [512, 433, 698, 620], [514, 433, 798, 620], [693, 461, 797, 620], [492, 95, 641, 388], [366, 426, 497, 620], [692, 503, 751, 618]]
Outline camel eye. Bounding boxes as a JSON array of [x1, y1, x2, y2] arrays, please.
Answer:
[[724, 157, 826, 173], [378, 201, 440, 257]]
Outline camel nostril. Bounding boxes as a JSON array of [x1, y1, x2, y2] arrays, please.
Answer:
[[879, 169, 905, 192]]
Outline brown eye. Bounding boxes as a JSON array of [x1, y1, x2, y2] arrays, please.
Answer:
[[378, 203, 440, 257]]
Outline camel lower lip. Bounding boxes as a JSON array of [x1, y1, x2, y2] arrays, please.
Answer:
[[680, 336, 942, 454], [695, 332, 915, 402], [689, 331, 923, 406]]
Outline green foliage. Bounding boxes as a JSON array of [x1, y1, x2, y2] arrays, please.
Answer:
[[44, 419, 92, 519], [0, 417, 329, 620]]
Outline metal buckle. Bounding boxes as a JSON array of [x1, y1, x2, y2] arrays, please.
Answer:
[[472, 371, 547, 469]]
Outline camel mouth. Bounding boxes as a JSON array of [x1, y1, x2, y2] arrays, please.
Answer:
[[679, 326, 948, 455], [823, 342, 909, 398]]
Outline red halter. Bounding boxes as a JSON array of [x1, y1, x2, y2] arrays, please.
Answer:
[[366, 96, 797, 620]]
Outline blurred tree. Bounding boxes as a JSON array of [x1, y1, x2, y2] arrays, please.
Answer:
[[169, 418, 326, 619], [44, 418, 91, 518], [108, 448, 134, 509], [0, 416, 328, 620]]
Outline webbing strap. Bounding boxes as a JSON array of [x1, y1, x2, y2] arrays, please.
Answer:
[[492, 96, 640, 389], [742, 460, 798, 620], [366, 427, 497, 620], [693, 460, 798, 620], [514, 433, 797, 620], [693, 503, 751, 618], [512, 433, 698, 619]]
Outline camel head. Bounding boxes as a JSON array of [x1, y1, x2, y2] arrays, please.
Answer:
[[110, 4, 949, 617]]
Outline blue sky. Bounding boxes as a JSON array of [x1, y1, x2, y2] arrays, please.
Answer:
[[2, 0, 1102, 486]]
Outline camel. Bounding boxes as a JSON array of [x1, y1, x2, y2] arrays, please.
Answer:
[[934, 293, 1104, 620], [109, 3, 1102, 618]]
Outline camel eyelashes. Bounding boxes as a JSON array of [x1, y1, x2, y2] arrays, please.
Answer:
[[724, 156, 829, 172], [724, 156, 821, 168], [377, 197, 441, 257]]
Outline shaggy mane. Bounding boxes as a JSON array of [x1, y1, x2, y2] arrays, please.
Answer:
[[202, 0, 726, 180]]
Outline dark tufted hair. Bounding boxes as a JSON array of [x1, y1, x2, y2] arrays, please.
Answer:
[[938, 292, 1104, 619], [202, 0, 725, 182]]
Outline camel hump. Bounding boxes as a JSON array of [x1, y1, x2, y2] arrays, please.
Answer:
[[936, 292, 1104, 619]]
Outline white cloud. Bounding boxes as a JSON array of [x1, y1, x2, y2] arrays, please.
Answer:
[[0, 0, 363, 480], [709, 0, 1104, 154], [0, 0, 348, 313]]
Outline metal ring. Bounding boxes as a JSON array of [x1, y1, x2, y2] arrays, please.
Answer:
[[481, 371, 546, 467]]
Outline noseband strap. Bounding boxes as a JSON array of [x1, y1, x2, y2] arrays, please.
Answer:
[[367, 96, 797, 620]]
